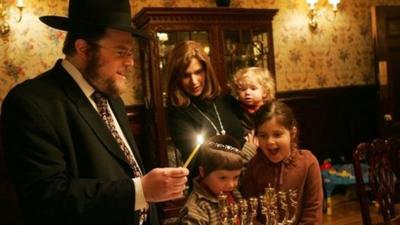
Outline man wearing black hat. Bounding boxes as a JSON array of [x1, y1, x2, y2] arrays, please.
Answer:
[[0, 1, 189, 225]]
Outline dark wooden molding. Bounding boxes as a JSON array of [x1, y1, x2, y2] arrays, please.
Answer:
[[277, 85, 377, 100], [134, 7, 278, 27]]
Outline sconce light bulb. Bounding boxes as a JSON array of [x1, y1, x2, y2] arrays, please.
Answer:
[[328, 0, 340, 4], [306, 0, 318, 10], [328, 0, 340, 11], [16, 0, 24, 8]]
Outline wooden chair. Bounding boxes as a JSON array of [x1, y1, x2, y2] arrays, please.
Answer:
[[353, 137, 400, 225]]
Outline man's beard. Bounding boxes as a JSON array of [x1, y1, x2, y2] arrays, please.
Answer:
[[84, 52, 127, 97]]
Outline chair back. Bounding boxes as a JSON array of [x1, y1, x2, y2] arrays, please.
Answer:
[[353, 137, 400, 225]]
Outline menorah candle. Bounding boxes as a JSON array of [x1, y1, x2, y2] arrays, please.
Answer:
[[182, 134, 204, 168]]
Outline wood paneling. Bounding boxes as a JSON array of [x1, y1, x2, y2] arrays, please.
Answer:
[[277, 85, 379, 163]]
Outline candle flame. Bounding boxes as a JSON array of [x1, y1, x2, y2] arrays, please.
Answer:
[[196, 135, 204, 145], [182, 134, 204, 168]]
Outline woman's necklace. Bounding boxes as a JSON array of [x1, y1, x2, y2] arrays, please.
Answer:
[[192, 103, 226, 135]]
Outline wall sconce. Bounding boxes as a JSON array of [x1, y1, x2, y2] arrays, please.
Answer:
[[306, 0, 341, 30], [0, 0, 24, 35], [306, 0, 318, 29]]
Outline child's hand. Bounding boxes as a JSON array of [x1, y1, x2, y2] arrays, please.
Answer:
[[245, 130, 259, 147]]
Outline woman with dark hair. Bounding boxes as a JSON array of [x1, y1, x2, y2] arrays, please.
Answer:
[[166, 40, 257, 174]]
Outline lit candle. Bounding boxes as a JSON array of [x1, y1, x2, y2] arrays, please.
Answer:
[[183, 135, 204, 168], [16, 0, 24, 8]]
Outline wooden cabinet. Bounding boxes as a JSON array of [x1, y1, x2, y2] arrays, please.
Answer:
[[133, 7, 278, 168]]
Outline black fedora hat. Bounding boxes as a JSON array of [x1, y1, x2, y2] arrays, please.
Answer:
[[39, 0, 147, 38]]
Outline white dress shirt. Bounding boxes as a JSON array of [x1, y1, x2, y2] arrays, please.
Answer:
[[61, 59, 148, 211]]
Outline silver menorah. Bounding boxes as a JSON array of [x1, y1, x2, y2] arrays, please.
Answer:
[[217, 187, 298, 225]]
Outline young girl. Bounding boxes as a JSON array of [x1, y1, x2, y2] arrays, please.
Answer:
[[231, 67, 276, 132], [240, 101, 323, 225], [179, 135, 245, 225]]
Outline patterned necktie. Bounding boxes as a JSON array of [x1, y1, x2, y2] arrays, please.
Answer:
[[92, 91, 142, 178]]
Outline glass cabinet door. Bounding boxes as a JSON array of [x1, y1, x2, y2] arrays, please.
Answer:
[[223, 29, 270, 83]]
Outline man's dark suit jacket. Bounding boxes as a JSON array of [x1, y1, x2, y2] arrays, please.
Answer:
[[1, 60, 155, 225]]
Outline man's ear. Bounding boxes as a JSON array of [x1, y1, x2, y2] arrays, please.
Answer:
[[199, 166, 205, 178], [74, 39, 91, 60]]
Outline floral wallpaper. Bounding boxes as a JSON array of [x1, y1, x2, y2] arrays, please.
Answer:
[[1, 0, 400, 105]]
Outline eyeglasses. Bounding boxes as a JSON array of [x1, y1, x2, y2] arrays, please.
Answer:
[[91, 42, 134, 59]]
